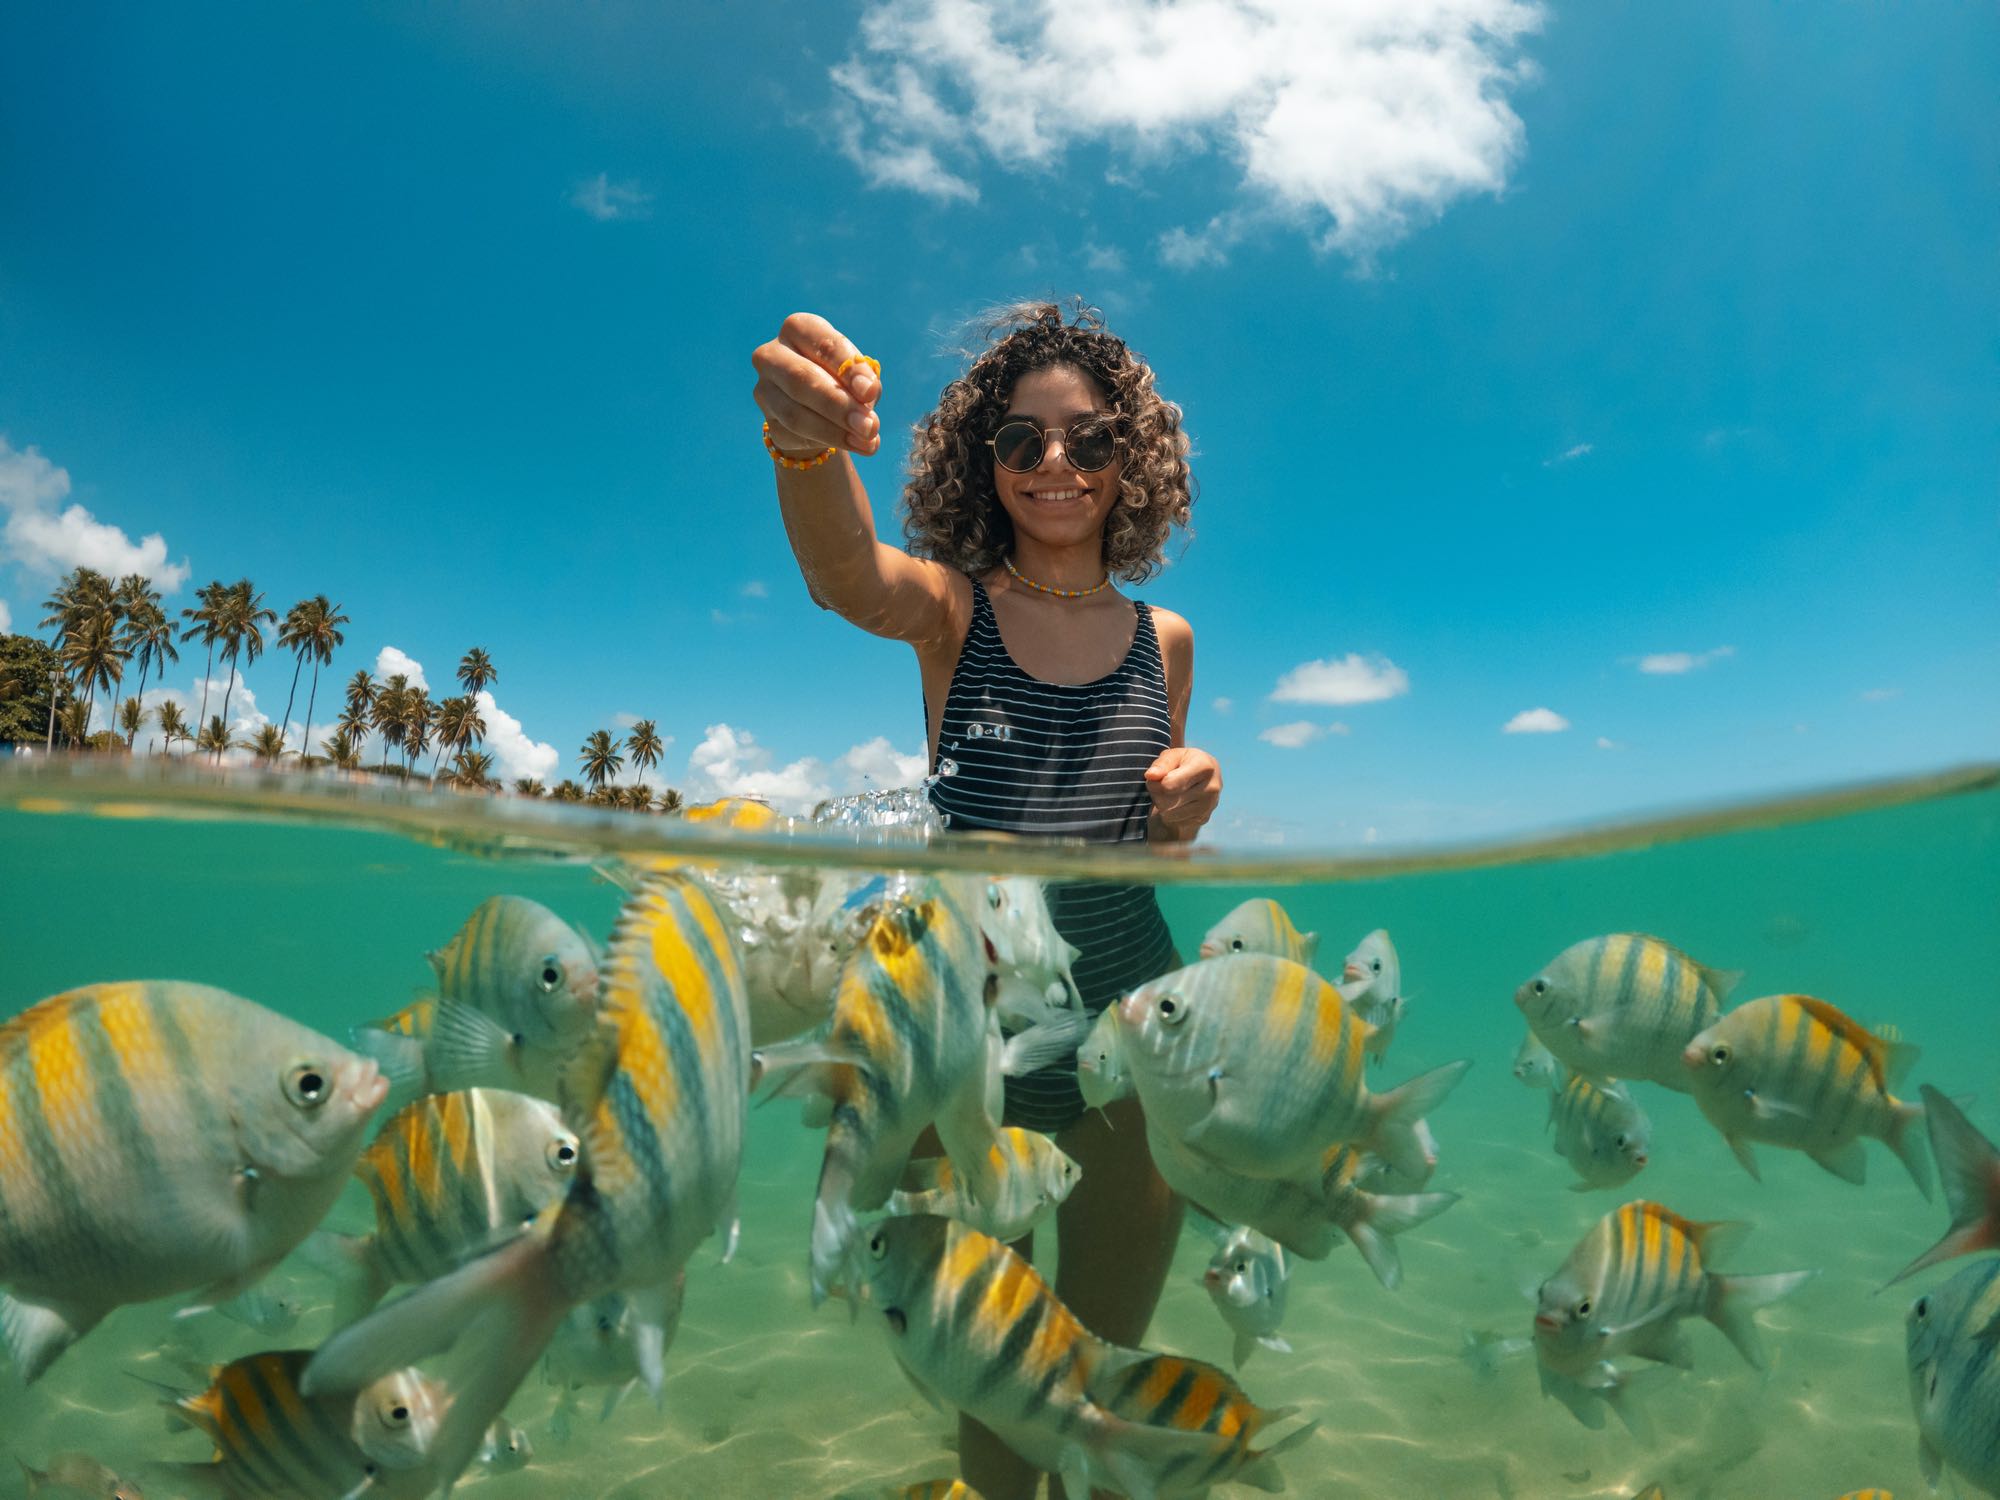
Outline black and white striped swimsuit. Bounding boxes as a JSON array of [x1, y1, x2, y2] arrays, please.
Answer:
[[926, 578, 1181, 1133]]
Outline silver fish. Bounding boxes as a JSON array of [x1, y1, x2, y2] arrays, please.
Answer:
[[542, 1280, 682, 1444], [1515, 933, 1738, 1092], [888, 1127, 1081, 1244], [1906, 1257, 2000, 1495], [1338, 929, 1403, 1062], [1197, 898, 1318, 965], [15, 1453, 144, 1500], [1075, 1008, 1131, 1111], [1513, 1032, 1563, 1089], [0, 981, 385, 1383], [1201, 1226, 1292, 1368]]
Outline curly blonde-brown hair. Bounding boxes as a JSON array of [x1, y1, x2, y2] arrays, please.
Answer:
[[901, 299, 1195, 583]]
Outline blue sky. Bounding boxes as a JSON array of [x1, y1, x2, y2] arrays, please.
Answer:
[[1, 2, 1994, 845]]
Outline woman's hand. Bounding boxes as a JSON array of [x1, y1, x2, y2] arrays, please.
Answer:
[[1144, 746, 1222, 843], [751, 312, 884, 458]]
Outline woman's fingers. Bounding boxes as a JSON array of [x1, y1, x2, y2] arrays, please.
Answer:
[[751, 313, 882, 452]]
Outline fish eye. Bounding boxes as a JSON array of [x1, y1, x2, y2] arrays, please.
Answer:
[[1156, 994, 1186, 1025], [1614, 1133, 1627, 1148], [1228, 937, 1245, 951], [1914, 1296, 1930, 1320], [1710, 1044, 1731, 1065], [1532, 979, 1548, 995], [285, 1065, 329, 1109], [547, 1137, 579, 1172], [537, 956, 564, 993], [1234, 1259, 1248, 1274], [986, 884, 1003, 909], [1575, 1298, 1592, 1318], [596, 1314, 615, 1333], [868, 1232, 889, 1260], [380, 1400, 412, 1427], [1370, 958, 1383, 974]]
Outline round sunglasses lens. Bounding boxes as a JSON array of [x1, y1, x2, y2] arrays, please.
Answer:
[[1067, 427, 1115, 471], [992, 423, 1043, 472]]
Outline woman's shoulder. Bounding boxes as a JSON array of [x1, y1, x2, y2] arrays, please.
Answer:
[[1145, 602, 1194, 651]]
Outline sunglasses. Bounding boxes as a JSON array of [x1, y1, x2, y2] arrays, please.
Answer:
[[985, 416, 1119, 474]]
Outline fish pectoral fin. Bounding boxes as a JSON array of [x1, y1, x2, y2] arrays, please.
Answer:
[[1806, 1138, 1870, 1185], [998, 1010, 1092, 1077], [1630, 1319, 1696, 1369], [893, 1356, 947, 1412], [0, 1292, 99, 1385], [1725, 1135, 1763, 1181], [1744, 1090, 1813, 1123]]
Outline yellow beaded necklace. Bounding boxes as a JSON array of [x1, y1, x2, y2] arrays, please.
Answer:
[[1004, 555, 1111, 599]]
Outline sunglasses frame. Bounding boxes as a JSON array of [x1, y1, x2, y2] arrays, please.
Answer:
[[984, 417, 1120, 474]]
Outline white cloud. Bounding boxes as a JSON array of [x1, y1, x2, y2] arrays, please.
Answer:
[[374, 646, 429, 691], [0, 599, 10, 633], [1859, 687, 1901, 702], [475, 690, 560, 784], [1084, 241, 1128, 274], [1270, 653, 1409, 706], [1544, 442, 1593, 466], [682, 723, 926, 815], [1635, 645, 1735, 675], [1259, 720, 1326, 749], [740, 580, 770, 599], [1595, 735, 1623, 750], [831, 0, 1544, 262], [1210, 696, 1233, 715], [1503, 707, 1569, 734], [612, 711, 643, 730], [0, 437, 190, 590], [570, 173, 652, 222]]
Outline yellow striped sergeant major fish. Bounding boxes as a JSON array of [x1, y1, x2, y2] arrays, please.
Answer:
[[1682, 993, 1930, 1196], [754, 874, 1005, 1305], [891, 1483, 983, 1500], [312, 1086, 578, 1324], [157, 1348, 446, 1500], [1117, 952, 1469, 1186], [1197, 898, 1318, 966], [1532, 1200, 1814, 1433], [887, 1126, 1081, 1245], [1515, 932, 1740, 1093], [304, 869, 752, 1494], [15, 1452, 144, 1500], [354, 894, 601, 1106], [0, 981, 386, 1383], [1908, 1254, 2000, 1495], [855, 1214, 1313, 1500], [1548, 1073, 1652, 1191]]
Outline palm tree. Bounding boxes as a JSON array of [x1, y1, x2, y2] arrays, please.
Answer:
[[431, 695, 487, 785], [241, 723, 288, 762], [155, 700, 191, 755], [372, 674, 410, 769], [196, 714, 231, 757], [118, 697, 149, 749], [457, 646, 497, 705], [40, 567, 114, 652], [658, 787, 684, 815], [279, 595, 349, 758], [622, 783, 655, 813], [579, 729, 623, 791], [450, 749, 497, 792], [512, 778, 546, 798], [60, 699, 93, 747], [179, 580, 228, 731], [61, 608, 125, 738], [586, 784, 620, 807], [550, 779, 586, 802], [121, 589, 178, 745], [322, 727, 361, 771], [214, 580, 276, 757], [400, 688, 434, 776], [105, 575, 154, 728], [342, 669, 376, 761], [626, 719, 665, 785]]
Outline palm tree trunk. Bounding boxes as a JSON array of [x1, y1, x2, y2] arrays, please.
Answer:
[[197, 640, 215, 727], [302, 663, 322, 766], [430, 738, 445, 787], [281, 651, 305, 758], [128, 659, 151, 749], [218, 659, 238, 763]]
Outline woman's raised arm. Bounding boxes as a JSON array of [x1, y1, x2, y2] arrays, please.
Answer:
[[751, 312, 959, 649]]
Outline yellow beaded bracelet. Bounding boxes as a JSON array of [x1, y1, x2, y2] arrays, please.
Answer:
[[834, 353, 881, 385], [762, 420, 837, 471]]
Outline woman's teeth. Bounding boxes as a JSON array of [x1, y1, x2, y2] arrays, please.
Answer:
[[1029, 488, 1085, 501]]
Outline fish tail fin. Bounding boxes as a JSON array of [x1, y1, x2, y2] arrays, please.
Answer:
[[1888, 1086, 2000, 1285], [1236, 1419, 1318, 1492], [1344, 1190, 1461, 1291], [1232, 1329, 1257, 1368], [0, 1291, 98, 1385], [1364, 1060, 1471, 1182], [810, 1115, 865, 1309], [1886, 1095, 1935, 1201], [300, 1230, 389, 1329], [302, 1228, 567, 1496], [350, 1027, 429, 1109], [1704, 1268, 1815, 1369]]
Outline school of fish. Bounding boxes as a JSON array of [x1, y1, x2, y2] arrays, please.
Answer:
[[0, 808, 1992, 1497]]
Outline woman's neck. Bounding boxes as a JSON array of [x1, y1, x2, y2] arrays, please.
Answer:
[[1007, 538, 1108, 593]]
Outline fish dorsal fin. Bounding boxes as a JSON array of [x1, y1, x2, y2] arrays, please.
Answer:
[[1638, 1202, 1747, 1267], [1697, 963, 1744, 1001], [1789, 995, 1910, 1089]]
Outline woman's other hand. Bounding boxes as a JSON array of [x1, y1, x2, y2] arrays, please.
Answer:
[[1144, 746, 1221, 842], [751, 312, 883, 458]]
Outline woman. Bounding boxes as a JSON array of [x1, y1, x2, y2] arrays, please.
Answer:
[[751, 300, 1222, 1498]]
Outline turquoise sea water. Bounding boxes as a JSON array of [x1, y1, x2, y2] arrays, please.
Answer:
[[0, 763, 1994, 1499]]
